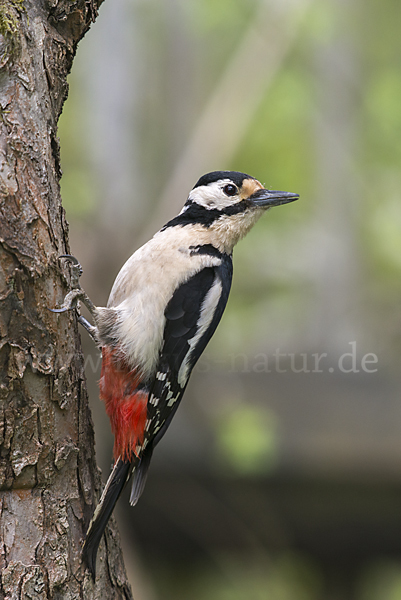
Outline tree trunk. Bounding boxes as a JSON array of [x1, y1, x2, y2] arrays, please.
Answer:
[[0, 0, 133, 597]]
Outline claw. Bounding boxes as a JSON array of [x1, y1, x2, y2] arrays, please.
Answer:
[[59, 255, 83, 288], [49, 255, 96, 318], [49, 255, 99, 344], [59, 254, 80, 265], [78, 315, 99, 344], [48, 288, 86, 314]]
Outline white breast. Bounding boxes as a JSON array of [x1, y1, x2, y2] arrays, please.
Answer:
[[105, 227, 221, 378]]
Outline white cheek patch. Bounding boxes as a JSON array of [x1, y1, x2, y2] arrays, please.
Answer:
[[188, 180, 240, 211]]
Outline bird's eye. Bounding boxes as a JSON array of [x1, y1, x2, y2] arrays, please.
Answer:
[[223, 184, 238, 196]]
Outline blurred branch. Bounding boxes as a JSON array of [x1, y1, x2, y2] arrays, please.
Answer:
[[311, 0, 361, 349], [140, 0, 313, 242]]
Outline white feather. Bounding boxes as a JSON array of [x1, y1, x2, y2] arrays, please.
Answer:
[[177, 277, 223, 387], [104, 226, 221, 377], [187, 180, 239, 210]]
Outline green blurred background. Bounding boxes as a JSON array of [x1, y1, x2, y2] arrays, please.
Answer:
[[59, 0, 401, 598]]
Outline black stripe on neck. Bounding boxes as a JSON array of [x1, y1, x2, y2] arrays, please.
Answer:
[[162, 199, 252, 230], [189, 244, 225, 259]]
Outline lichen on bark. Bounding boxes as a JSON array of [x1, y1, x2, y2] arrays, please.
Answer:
[[0, 0, 26, 61]]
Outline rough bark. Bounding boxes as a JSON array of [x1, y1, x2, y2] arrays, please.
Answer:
[[0, 0, 133, 598]]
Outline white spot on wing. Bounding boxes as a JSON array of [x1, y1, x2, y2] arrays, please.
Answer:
[[167, 395, 179, 407], [177, 277, 223, 386]]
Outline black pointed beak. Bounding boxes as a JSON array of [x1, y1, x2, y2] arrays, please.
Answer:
[[250, 189, 299, 208]]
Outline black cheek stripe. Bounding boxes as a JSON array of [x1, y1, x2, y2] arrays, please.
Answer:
[[162, 199, 252, 230]]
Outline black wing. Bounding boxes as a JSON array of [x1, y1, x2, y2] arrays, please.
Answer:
[[133, 257, 233, 494], [150, 257, 232, 430]]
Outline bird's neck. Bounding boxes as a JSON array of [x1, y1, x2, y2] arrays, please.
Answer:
[[206, 209, 264, 254]]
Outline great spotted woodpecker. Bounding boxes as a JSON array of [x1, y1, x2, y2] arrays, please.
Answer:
[[52, 170, 298, 577]]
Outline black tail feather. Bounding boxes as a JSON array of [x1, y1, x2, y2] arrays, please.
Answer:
[[129, 443, 154, 506], [82, 458, 131, 579]]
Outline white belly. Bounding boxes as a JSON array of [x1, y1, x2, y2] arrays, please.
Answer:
[[104, 226, 221, 378]]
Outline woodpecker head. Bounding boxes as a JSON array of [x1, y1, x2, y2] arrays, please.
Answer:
[[188, 171, 298, 211], [166, 171, 299, 254]]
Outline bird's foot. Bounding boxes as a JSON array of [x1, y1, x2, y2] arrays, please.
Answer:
[[59, 254, 83, 289], [49, 256, 99, 344]]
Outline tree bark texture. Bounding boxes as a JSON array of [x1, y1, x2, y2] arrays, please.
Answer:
[[0, 1, 133, 598]]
